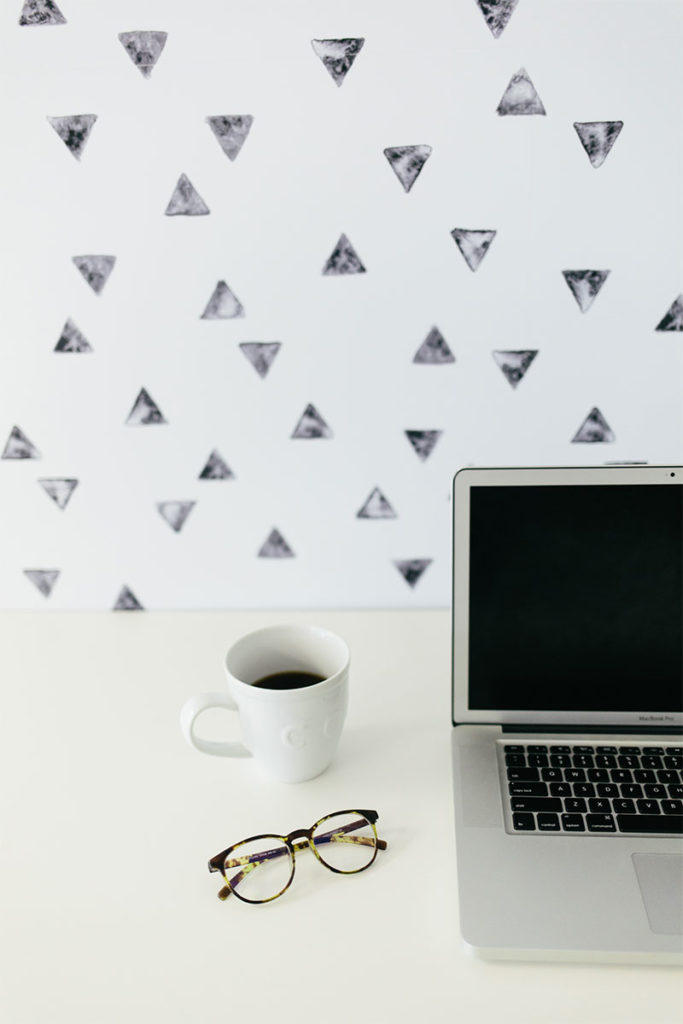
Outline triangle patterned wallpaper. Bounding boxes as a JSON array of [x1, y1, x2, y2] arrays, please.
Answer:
[[1, 0, 681, 609]]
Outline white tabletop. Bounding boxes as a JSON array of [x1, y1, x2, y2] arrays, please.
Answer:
[[1, 610, 681, 1024]]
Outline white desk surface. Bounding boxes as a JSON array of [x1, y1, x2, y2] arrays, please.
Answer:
[[1, 610, 681, 1024]]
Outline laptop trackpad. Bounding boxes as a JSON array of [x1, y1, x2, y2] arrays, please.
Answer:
[[632, 854, 683, 935]]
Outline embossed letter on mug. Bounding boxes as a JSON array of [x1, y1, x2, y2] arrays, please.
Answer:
[[179, 625, 349, 782]]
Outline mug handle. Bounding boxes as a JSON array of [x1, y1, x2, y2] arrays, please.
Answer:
[[179, 692, 252, 758]]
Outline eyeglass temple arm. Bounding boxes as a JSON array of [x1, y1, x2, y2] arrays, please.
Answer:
[[311, 818, 387, 851]]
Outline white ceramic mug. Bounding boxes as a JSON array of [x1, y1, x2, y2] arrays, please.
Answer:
[[179, 624, 350, 782]]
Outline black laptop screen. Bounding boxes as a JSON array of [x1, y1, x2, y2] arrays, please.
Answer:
[[468, 484, 683, 712]]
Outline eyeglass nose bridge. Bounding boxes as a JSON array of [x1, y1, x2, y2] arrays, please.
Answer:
[[287, 827, 314, 853]]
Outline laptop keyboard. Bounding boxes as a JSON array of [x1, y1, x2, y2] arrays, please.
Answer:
[[499, 742, 683, 836]]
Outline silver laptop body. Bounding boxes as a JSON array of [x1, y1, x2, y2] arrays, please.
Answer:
[[450, 465, 683, 963]]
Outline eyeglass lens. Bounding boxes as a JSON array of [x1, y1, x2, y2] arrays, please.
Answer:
[[223, 836, 293, 903], [312, 811, 377, 872]]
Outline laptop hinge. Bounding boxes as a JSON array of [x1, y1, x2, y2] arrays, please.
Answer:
[[501, 723, 683, 736]]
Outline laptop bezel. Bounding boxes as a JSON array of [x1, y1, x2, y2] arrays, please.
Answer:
[[451, 465, 683, 728]]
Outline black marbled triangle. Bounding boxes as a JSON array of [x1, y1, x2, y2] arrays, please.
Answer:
[[574, 121, 623, 168], [200, 281, 244, 319], [291, 403, 333, 439], [394, 559, 432, 588], [475, 0, 519, 38], [72, 255, 116, 295], [413, 327, 455, 364], [165, 174, 210, 216], [239, 342, 281, 377], [571, 407, 615, 443], [492, 350, 538, 388], [496, 69, 546, 115], [157, 501, 195, 532], [322, 234, 366, 275], [655, 295, 683, 331], [118, 31, 168, 78], [38, 478, 78, 509], [47, 115, 97, 159], [199, 450, 234, 480], [126, 388, 166, 426], [451, 229, 496, 271], [19, 0, 66, 24], [113, 586, 144, 611], [405, 430, 442, 461], [24, 569, 59, 597], [562, 270, 610, 313], [206, 115, 254, 160], [357, 487, 397, 519], [55, 318, 92, 352], [311, 38, 364, 86], [258, 528, 294, 558], [2, 426, 40, 459], [383, 145, 432, 193]]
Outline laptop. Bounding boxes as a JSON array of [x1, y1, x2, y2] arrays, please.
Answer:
[[450, 465, 683, 963]]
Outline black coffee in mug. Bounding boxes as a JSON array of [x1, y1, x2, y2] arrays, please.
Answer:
[[252, 670, 325, 691]]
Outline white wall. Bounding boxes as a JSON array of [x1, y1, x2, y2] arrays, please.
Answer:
[[1, 0, 681, 609]]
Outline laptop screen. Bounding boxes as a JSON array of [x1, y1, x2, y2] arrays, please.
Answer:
[[460, 475, 683, 719]]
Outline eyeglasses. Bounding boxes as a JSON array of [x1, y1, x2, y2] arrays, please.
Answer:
[[208, 809, 387, 903]]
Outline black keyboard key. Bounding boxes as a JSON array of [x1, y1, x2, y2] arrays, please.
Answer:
[[658, 770, 679, 784], [566, 768, 586, 782], [644, 784, 666, 799], [664, 756, 683, 769], [537, 813, 561, 831], [573, 783, 595, 798], [561, 814, 585, 832], [665, 747, 683, 755], [662, 800, 683, 815], [589, 798, 611, 813], [646, 747, 664, 756], [509, 782, 548, 796], [507, 767, 540, 782], [587, 814, 616, 833], [549, 782, 571, 797], [587, 768, 609, 782], [634, 769, 655, 783], [641, 756, 663, 770], [573, 746, 594, 754], [620, 747, 641, 755], [552, 746, 571, 754], [617, 815, 683, 834], [636, 799, 660, 815], [596, 746, 617, 754], [550, 754, 571, 767], [511, 797, 563, 812], [597, 783, 619, 798], [512, 812, 535, 831], [595, 755, 616, 768], [612, 769, 632, 783], [527, 745, 548, 753], [620, 784, 643, 798], [668, 784, 683, 798], [564, 798, 587, 813], [612, 799, 636, 814], [505, 753, 526, 766], [572, 755, 594, 768], [528, 754, 549, 767], [617, 755, 638, 769], [504, 745, 524, 752], [541, 768, 563, 782]]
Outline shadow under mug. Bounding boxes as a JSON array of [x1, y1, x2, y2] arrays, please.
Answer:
[[179, 624, 350, 782]]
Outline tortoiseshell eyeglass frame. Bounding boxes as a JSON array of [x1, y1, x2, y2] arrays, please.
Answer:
[[208, 808, 387, 904]]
